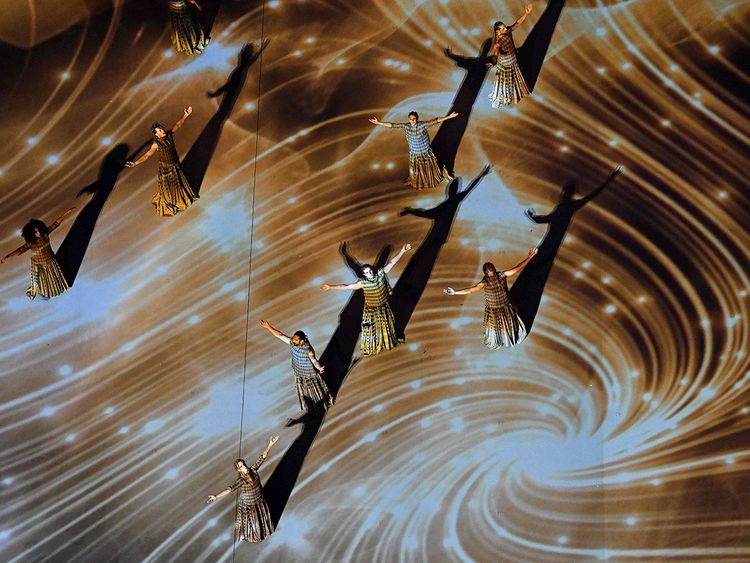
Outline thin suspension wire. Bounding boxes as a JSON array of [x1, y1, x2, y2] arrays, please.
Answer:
[[233, 1, 267, 559]]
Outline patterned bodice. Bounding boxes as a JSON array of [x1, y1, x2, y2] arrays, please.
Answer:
[[155, 132, 180, 169], [361, 269, 391, 308], [229, 455, 265, 503], [494, 32, 518, 57], [290, 340, 317, 379], [392, 119, 438, 154], [482, 272, 510, 309], [29, 236, 55, 265]]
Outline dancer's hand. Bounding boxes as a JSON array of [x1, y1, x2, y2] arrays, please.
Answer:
[[207, 495, 216, 503], [401, 243, 412, 253], [63, 207, 76, 216], [184, 106, 193, 116], [447, 112, 459, 119], [320, 284, 331, 291], [0, 258, 5, 264], [528, 248, 538, 257], [268, 435, 279, 447], [260, 319, 270, 329], [367, 117, 380, 125], [486, 62, 494, 69], [125, 161, 136, 168], [444, 46, 453, 57], [524, 4, 533, 14], [318, 366, 325, 374], [444, 287, 456, 295], [611, 165, 624, 177]]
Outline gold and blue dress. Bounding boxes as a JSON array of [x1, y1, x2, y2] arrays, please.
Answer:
[[481, 272, 526, 348], [489, 32, 529, 107], [22, 235, 68, 300], [228, 456, 274, 543], [289, 340, 333, 412], [361, 269, 403, 355], [169, 0, 208, 55]]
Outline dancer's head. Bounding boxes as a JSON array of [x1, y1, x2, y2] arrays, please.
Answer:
[[493, 21, 508, 36], [361, 264, 376, 280], [482, 262, 497, 277], [22, 219, 48, 243], [408, 111, 419, 125], [561, 179, 577, 201], [151, 122, 167, 138], [235, 459, 249, 474], [291, 330, 307, 346]]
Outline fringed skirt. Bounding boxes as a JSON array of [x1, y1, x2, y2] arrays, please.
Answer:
[[406, 149, 445, 190], [295, 374, 334, 412], [361, 303, 402, 356], [235, 491, 274, 543], [152, 165, 199, 216], [489, 54, 529, 107], [483, 304, 527, 348], [27, 256, 68, 300], [170, 1, 208, 55]]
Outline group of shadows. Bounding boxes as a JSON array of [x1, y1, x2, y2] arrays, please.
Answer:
[[19, 0, 612, 541]]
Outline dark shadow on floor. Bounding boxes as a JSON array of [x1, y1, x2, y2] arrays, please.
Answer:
[[510, 167, 621, 331], [517, 0, 565, 93], [56, 144, 130, 286], [181, 40, 267, 196], [199, 0, 222, 39], [392, 166, 491, 333], [430, 41, 492, 177], [264, 245, 390, 526]]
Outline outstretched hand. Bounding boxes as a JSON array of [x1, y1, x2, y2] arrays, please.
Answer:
[[259, 319, 270, 329], [524, 4, 533, 14], [444, 287, 456, 295], [446, 111, 459, 119], [268, 435, 279, 447], [367, 117, 380, 125], [320, 284, 331, 291], [184, 106, 193, 116], [206, 495, 216, 504], [401, 243, 412, 253], [611, 165, 624, 177], [528, 247, 538, 257], [125, 161, 136, 168]]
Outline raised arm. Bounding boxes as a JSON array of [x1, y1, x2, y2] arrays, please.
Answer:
[[575, 165, 623, 208], [525, 207, 552, 224], [504, 248, 538, 276], [1, 242, 32, 263], [259, 319, 291, 343], [320, 281, 363, 291], [435, 112, 459, 123], [125, 142, 158, 167], [172, 106, 193, 132], [509, 4, 533, 31], [206, 483, 234, 504], [368, 117, 394, 128], [383, 243, 412, 274], [444, 281, 485, 296], [261, 435, 279, 460], [47, 207, 77, 234]]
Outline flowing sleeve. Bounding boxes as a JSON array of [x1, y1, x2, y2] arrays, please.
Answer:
[[391, 122, 407, 129], [228, 478, 243, 492], [424, 118, 440, 129], [250, 454, 265, 472]]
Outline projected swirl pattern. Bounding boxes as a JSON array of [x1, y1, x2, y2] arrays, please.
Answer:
[[0, 1, 748, 561]]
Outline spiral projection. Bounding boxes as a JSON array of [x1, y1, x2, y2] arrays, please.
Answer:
[[0, 0, 748, 561]]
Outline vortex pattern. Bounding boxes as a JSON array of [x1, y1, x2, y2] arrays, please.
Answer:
[[0, 1, 748, 561]]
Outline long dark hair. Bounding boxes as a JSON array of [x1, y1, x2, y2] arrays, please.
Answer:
[[293, 330, 308, 342], [21, 219, 48, 243], [482, 262, 497, 276]]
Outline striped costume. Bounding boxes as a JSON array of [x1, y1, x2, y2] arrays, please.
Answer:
[[169, 0, 208, 55], [289, 340, 333, 412], [152, 132, 199, 216], [229, 455, 274, 543], [489, 32, 529, 107], [481, 272, 526, 348], [391, 119, 445, 190], [23, 236, 68, 300], [361, 269, 402, 355]]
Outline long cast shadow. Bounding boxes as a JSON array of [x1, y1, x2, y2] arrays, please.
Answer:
[[264, 246, 390, 526], [509, 168, 621, 331], [56, 144, 130, 285], [392, 166, 492, 333], [180, 40, 267, 196], [198, 0, 222, 39], [430, 41, 492, 177], [517, 0, 565, 93]]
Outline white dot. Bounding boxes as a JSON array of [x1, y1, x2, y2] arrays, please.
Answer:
[[555, 130, 565, 138], [47, 154, 60, 165], [2, 477, 14, 486], [165, 469, 179, 479], [574, 271, 583, 279], [27, 137, 38, 145], [718, 191, 727, 199], [558, 536, 568, 544], [605, 304, 616, 314], [725, 456, 735, 465], [371, 404, 384, 413], [188, 315, 200, 325], [305, 37, 315, 44], [708, 45, 720, 55], [738, 290, 747, 298], [104, 406, 115, 415], [336, 58, 345, 65], [420, 418, 430, 428], [385, 162, 395, 170], [596, 67, 606, 75], [740, 407, 749, 415], [439, 17, 449, 25], [621, 62, 632, 70], [118, 426, 129, 435], [411, 381, 422, 389], [408, 343, 418, 351], [207, 518, 217, 527], [625, 516, 637, 526], [65, 434, 76, 442], [371, 163, 381, 170], [650, 399, 659, 408], [642, 392, 653, 401], [244, 102, 255, 111], [423, 39, 433, 47], [669, 63, 680, 72], [0, 530, 11, 541], [268, 0, 280, 7], [630, 370, 640, 379], [292, 50, 302, 57], [661, 119, 671, 127], [680, 378, 688, 385], [61, 71, 70, 80], [163, 50, 174, 58], [58, 365, 73, 376], [650, 478, 661, 486], [287, 196, 297, 204], [602, 276, 611, 284], [560, 145, 569, 153], [596, 27, 607, 37], [101, 136, 112, 146], [608, 139, 618, 147], [40, 406, 56, 417], [400, 63, 410, 72], [582, 261, 592, 269], [637, 295, 647, 303], [471, 28, 480, 36], [0, 168, 4, 176]]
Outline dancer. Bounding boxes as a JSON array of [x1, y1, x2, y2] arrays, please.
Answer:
[[207, 436, 279, 543], [368, 112, 458, 189], [321, 243, 411, 356], [259, 320, 334, 413], [168, 0, 209, 55], [444, 248, 537, 348], [1, 207, 76, 300], [126, 107, 199, 216], [488, 4, 533, 107]]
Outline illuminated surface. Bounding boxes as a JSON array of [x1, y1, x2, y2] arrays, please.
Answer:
[[0, 0, 748, 561]]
